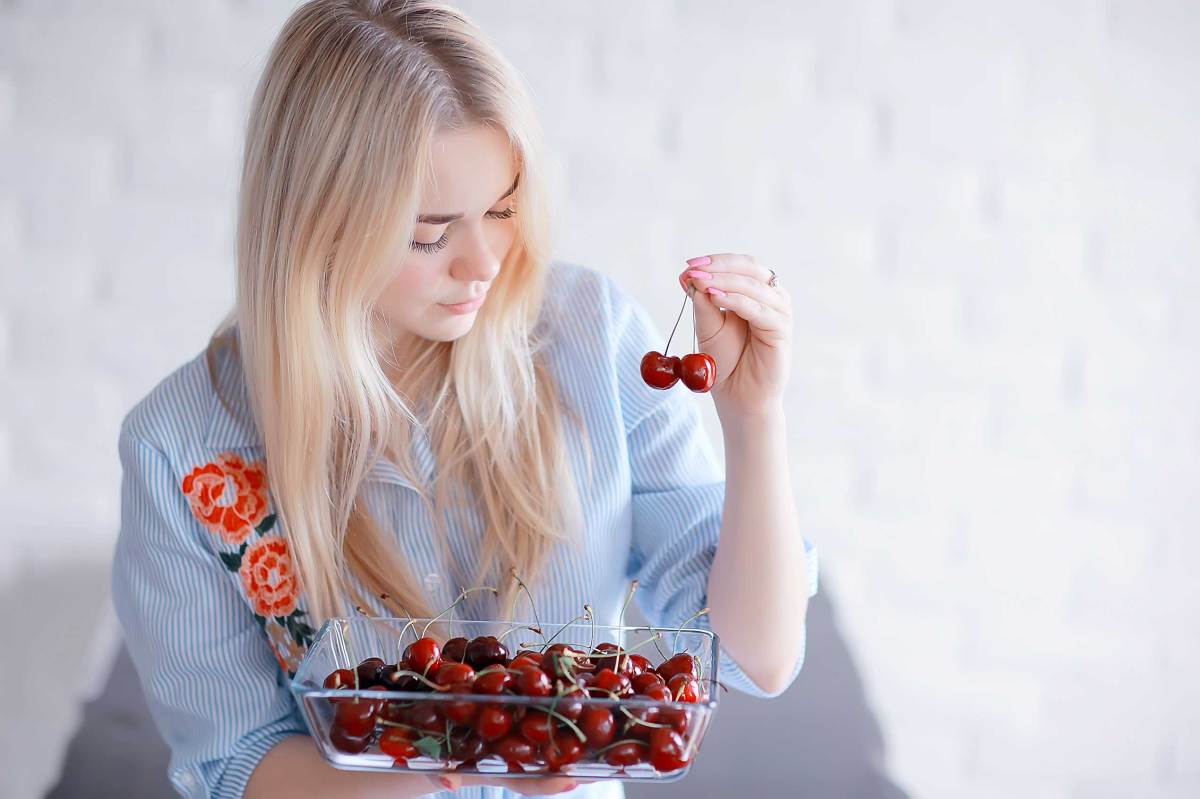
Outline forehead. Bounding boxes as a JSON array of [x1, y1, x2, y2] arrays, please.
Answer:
[[421, 124, 518, 209]]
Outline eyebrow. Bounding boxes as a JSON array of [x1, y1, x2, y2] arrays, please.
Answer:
[[417, 173, 520, 225]]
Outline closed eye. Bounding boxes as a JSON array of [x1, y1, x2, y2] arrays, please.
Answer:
[[410, 206, 518, 254]]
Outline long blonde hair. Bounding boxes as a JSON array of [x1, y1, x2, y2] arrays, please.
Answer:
[[208, 0, 589, 625]]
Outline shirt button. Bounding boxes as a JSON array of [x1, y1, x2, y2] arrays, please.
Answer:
[[424, 572, 442, 593]]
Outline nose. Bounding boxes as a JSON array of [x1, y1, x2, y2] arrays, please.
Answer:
[[450, 224, 501, 287]]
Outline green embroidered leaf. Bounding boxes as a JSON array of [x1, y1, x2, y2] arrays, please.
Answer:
[[256, 513, 277, 535], [414, 736, 443, 759], [218, 542, 248, 571], [253, 614, 267, 630]]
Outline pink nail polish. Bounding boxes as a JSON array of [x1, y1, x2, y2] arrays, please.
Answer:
[[687, 255, 712, 267], [707, 287, 725, 297], [439, 776, 453, 789], [686, 269, 713, 280]]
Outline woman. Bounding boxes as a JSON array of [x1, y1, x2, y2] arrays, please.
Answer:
[[111, 1, 818, 797]]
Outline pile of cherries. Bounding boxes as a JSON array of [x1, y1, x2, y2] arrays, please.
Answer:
[[321, 633, 706, 775], [640, 282, 716, 393]]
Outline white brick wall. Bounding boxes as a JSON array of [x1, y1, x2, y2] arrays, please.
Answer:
[[2, 1, 1198, 797]]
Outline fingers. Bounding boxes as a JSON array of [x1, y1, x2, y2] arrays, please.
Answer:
[[689, 271, 789, 314], [687, 252, 775, 285], [697, 283, 789, 338], [436, 774, 580, 795], [516, 776, 580, 795]]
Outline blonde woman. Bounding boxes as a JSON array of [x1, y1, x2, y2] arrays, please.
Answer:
[[111, 1, 818, 797]]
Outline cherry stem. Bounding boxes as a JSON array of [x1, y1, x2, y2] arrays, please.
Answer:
[[540, 704, 588, 743], [618, 580, 638, 630], [584, 604, 596, 651], [420, 585, 497, 639], [593, 737, 650, 755], [377, 719, 426, 735], [390, 668, 451, 692], [691, 285, 698, 353], [542, 609, 592, 650], [510, 568, 546, 646], [498, 623, 541, 643], [672, 606, 710, 654], [663, 293, 689, 355]]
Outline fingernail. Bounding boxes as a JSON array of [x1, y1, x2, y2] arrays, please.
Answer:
[[567, 781, 579, 790], [439, 777, 453, 789], [707, 287, 725, 297], [686, 269, 712, 280], [687, 255, 712, 267]]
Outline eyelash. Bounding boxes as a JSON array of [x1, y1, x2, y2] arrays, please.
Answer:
[[410, 207, 518, 254]]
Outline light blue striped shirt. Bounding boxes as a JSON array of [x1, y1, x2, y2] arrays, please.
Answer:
[[111, 261, 819, 799]]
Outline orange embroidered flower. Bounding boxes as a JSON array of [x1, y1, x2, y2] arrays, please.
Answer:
[[239, 535, 299, 618], [181, 453, 269, 545]]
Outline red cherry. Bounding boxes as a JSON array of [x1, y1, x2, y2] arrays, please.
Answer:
[[632, 672, 666, 694], [515, 666, 553, 697], [379, 727, 418, 762], [434, 661, 475, 687], [491, 735, 537, 767], [355, 657, 385, 687], [402, 637, 441, 674], [475, 705, 513, 741], [624, 705, 662, 740], [589, 642, 621, 671], [649, 728, 691, 772], [444, 686, 479, 725], [403, 702, 443, 734], [541, 644, 586, 680], [323, 668, 355, 690], [579, 706, 616, 748], [591, 668, 632, 697], [679, 352, 716, 392], [329, 725, 371, 754], [544, 732, 585, 770], [518, 712, 555, 746], [333, 698, 378, 738], [552, 684, 586, 721], [640, 351, 681, 390], [656, 653, 699, 683], [668, 673, 700, 703], [659, 707, 690, 735], [464, 636, 509, 670], [441, 636, 469, 663], [627, 654, 653, 678], [449, 734, 487, 764], [472, 666, 514, 695], [604, 739, 647, 767], [641, 682, 672, 703]]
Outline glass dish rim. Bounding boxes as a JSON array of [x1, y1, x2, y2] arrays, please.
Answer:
[[291, 616, 721, 710]]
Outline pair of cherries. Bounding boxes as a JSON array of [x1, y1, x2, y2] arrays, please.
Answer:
[[640, 277, 715, 393]]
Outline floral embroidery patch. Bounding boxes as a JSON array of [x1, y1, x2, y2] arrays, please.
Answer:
[[181, 453, 315, 678]]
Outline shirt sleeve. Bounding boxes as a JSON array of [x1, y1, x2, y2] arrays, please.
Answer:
[[111, 424, 308, 798], [609, 278, 820, 699]]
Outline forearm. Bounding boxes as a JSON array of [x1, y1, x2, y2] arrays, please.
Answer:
[[707, 403, 809, 695], [246, 736, 441, 799]]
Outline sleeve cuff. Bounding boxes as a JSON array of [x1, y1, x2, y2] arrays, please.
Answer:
[[175, 716, 309, 799]]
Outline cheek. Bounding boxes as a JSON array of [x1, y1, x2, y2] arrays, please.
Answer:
[[378, 261, 433, 325]]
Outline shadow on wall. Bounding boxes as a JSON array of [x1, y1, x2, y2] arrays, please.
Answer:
[[45, 572, 907, 799], [626, 572, 909, 799]]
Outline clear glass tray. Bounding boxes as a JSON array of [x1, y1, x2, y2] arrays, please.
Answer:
[[290, 617, 720, 781]]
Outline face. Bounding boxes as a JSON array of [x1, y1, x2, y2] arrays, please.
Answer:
[[377, 124, 520, 349]]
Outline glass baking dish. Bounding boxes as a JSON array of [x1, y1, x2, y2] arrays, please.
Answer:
[[290, 616, 720, 781]]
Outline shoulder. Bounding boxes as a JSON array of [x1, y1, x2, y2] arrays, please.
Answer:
[[119, 335, 256, 461], [540, 260, 655, 349]]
